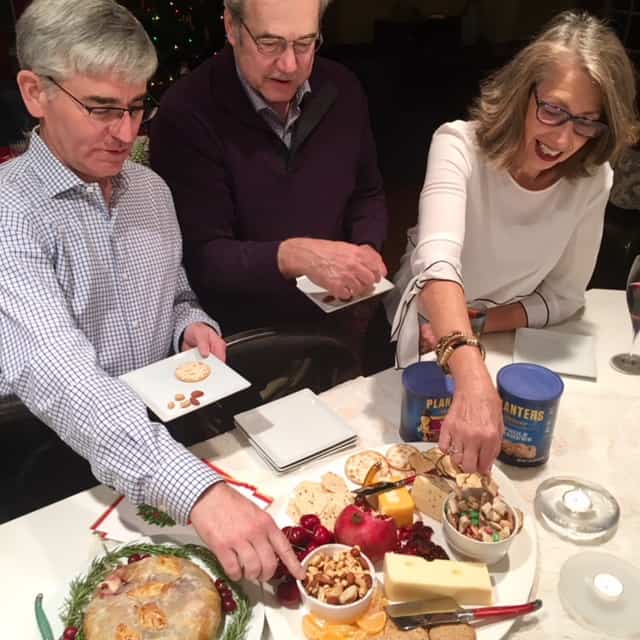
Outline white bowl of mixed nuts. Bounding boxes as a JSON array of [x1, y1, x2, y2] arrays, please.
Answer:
[[442, 491, 521, 565], [296, 543, 375, 623]]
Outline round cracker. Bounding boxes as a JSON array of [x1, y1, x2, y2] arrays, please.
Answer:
[[175, 361, 211, 383], [385, 443, 420, 471], [344, 450, 390, 485]]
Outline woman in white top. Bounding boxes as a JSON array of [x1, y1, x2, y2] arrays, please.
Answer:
[[388, 11, 639, 474]]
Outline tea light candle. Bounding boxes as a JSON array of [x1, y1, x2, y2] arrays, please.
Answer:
[[562, 488, 592, 514], [592, 572, 624, 602]]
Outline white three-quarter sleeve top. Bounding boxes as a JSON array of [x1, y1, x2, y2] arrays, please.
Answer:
[[389, 120, 613, 367]]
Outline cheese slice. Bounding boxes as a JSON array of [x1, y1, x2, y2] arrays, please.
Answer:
[[378, 487, 415, 527], [411, 475, 452, 522], [383, 553, 493, 605]]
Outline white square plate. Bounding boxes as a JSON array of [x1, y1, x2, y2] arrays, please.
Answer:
[[120, 347, 251, 422], [233, 388, 357, 469], [513, 328, 597, 379], [296, 276, 394, 313]]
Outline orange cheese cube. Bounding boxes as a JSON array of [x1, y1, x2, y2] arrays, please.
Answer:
[[378, 487, 415, 527]]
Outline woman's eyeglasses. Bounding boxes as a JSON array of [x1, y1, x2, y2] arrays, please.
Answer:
[[45, 76, 158, 126], [533, 85, 607, 139]]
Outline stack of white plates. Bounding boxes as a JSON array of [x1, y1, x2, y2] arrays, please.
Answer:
[[233, 388, 358, 473]]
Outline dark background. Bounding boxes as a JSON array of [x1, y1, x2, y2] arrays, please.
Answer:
[[2, 0, 639, 280]]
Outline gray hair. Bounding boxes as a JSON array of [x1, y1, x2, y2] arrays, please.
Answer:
[[224, 0, 333, 21], [16, 0, 157, 85]]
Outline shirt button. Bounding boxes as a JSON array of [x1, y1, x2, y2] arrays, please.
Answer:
[[122, 273, 129, 282], [132, 320, 139, 329]]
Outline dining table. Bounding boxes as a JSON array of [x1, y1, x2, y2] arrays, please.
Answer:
[[1, 288, 638, 639]]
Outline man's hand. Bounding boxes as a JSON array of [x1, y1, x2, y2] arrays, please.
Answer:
[[438, 368, 504, 475], [182, 322, 226, 361], [190, 482, 304, 582], [278, 238, 387, 300]]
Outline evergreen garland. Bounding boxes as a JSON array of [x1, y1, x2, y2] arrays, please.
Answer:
[[60, 542, 251, 640]]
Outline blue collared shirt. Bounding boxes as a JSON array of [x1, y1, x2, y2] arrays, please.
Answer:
[[236, 62, 311, 148], [0, 131, 222, 523]]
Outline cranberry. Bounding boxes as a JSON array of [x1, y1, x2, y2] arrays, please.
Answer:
[[403, 544, 419, 556], [295, 548, 307, 562], [397, 527, 413, 542], [127, 553, 142, 564], [301, 542, 319, 559], [63, 628, 78, 640], [288, 526, 312, 548], [312, 525, 334, 546], [300, 514, 322, 533], [281, 525, 295, 542], [222, 594, 237, 614], [276, 578, 301, 607], [272, 559, 290, 581], [214, 578, 227, 590], [140, 554, 151, 560]]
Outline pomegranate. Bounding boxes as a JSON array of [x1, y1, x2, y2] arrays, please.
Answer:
[[334, 505, 397, 562]]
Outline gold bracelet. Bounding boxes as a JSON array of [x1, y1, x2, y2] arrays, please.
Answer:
[[437, 333, 485, 373], [435, 330, 464, 364]]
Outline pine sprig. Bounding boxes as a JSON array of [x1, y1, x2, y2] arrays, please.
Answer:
[[60, 542, 252, 640], [136, 503, 177, 527]]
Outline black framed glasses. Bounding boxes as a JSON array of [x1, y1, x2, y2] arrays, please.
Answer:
[[45, 76, 158, 126], [533, 85, 607, 139], [239, 18, 323, 57]]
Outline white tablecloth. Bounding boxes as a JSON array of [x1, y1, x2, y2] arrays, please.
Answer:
[[1, 289, 638, 639]]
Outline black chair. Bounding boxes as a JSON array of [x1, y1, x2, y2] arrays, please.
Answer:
[[195, 326, 361, 436]]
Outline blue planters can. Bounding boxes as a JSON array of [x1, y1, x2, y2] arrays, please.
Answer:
[[497, 363, 564, 467], [400, 362, 455, 442]]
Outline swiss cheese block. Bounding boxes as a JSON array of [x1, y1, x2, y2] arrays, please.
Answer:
[[378, 487, 415, 527], [383, 553, 493, 605], [412, 474, 452, 522]]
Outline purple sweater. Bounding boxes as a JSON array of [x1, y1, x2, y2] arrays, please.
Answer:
[[150, 47, 387, 334]]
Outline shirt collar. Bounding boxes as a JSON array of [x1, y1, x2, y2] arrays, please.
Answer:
[[26, 127, 131, 200], [234, 59, 311, 120]]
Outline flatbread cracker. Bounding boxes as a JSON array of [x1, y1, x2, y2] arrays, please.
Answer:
[[429, 624, 476, 640], [344, 450, 390, 485], [175, 361, 211, 383], [386, 444, 420, 471], [408, 451, 437, 474], [321, 471, 348, 494]]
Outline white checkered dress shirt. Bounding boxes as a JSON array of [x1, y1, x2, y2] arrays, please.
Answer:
[[0, 131, 223, 523]]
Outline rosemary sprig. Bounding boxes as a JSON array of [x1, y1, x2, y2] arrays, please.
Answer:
[[60, 542, 252, 640]]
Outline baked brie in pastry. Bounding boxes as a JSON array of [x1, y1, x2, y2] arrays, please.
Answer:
[[84, 555, 222, 640]]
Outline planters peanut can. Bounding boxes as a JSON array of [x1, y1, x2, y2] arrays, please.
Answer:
[[497, 363, 564, 467], [400, 362, 455, 442]]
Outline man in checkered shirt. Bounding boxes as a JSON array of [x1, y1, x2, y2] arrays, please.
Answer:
[[0, 0, 302, 584]]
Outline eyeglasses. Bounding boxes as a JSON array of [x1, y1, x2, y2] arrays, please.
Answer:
[[45, 76, 158, 126], [239, 18, 323, 57], [533, 85, 607, 139]]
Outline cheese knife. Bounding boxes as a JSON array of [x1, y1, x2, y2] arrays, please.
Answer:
[[351, 475, 416, 497], [387, 599, 542, 630]]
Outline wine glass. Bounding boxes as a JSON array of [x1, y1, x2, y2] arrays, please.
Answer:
[[610, 255, 640, 375]]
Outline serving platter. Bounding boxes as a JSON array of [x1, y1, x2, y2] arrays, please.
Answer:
[[263, 443, 537, 640]]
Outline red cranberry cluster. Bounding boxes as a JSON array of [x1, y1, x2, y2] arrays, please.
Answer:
[[272, 513, 335, 606], [215, 578, 238, 614], [127, 553, 151, 564], [62, 628, 78, 639], [395, 521, 449, 560]]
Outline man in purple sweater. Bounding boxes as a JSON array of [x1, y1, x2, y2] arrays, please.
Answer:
[[151, 0, 389, 368]]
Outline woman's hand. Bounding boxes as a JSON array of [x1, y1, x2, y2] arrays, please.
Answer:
[[438, 366, 504, 475]]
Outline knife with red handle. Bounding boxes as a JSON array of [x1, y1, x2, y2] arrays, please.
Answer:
[[388, 599, 542, 630]]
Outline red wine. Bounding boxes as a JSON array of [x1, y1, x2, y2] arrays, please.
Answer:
[[627, 282, 640, 336]]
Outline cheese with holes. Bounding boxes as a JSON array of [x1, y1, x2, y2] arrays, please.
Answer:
[[378, 487, 415, 527], [383, 553, 493, 605], [411, 475, 452, 522]]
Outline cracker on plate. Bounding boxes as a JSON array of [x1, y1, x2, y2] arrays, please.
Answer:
[[408, 451, 437, 475], [344, 450, 390, 485], [175, 361, 211, 383], [386, 444, 420, 471]]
